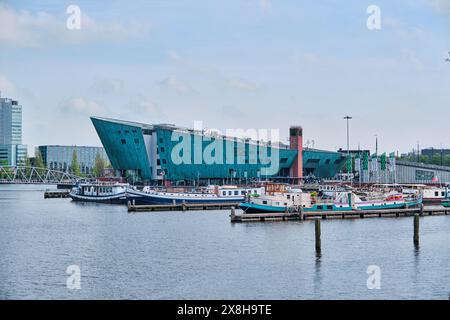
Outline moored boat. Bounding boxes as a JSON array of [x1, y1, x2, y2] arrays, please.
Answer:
[[239, 189, 422, 214], [126, 185, 265, 206], [69, 182, 129, 204]]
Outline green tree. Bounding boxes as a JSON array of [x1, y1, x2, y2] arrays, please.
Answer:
[[34, 150, 44, 168], [71, 150, 80, 176], [93, 153, 105, 177], [34, 149, 45, 176], [25, 156, 32, 176]]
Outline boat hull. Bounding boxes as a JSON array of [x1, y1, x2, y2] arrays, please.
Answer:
[[126, 189, 243, 205], [69, 192, 127, 204], [239, 198, 422, 214], [239, 202, 288, 213]]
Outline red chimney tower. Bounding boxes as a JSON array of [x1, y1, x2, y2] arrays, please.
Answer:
[[289, 126, 303, 182]]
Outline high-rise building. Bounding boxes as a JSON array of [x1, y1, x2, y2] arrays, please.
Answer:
[[0, 93, 27, 166]]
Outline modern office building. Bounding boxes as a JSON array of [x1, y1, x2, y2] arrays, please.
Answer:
[[91, 116, 347, 183], [37, 145, 109, 175], [0, 94, 27, 166]]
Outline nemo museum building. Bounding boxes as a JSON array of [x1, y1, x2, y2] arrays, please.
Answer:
[[91, 117, 346, 184]]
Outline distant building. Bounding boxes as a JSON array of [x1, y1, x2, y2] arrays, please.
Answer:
[[37, 145, 109, 175], [0, 94, 27, 166], [421, 148, 450, 158]]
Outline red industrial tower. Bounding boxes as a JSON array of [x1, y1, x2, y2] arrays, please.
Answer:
[[289, 126, 303, 182]]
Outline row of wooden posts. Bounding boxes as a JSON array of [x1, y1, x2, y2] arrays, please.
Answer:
[[314, 213, 420, 252]]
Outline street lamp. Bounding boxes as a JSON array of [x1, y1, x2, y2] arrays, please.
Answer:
[[344, 116, 352, 182]]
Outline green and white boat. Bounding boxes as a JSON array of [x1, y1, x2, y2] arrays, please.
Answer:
[[239, 190, 422, 214]]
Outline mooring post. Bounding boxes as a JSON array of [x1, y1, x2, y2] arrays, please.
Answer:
[[414, 213, 419, 245], [420, 203, 424, 216], [231, 207, 236, 221], [315, 218, 321, 253], [127, 201, 132, 212]]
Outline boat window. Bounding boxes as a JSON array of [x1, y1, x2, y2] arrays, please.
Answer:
[[228, 191, 232, 196], [222, 191, 226, 196], [286, 195, 290, 199], [234, 191, 239, 195], [327, 205, 333, 210], [435, 191, 439, 196], [442, 192, 445, 196], [263, 201, 267, 204], [317, 205, 323, 210], [284, 203, 288, 206]]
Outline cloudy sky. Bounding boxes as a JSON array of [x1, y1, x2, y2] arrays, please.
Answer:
[[0, 0, 449, 155]]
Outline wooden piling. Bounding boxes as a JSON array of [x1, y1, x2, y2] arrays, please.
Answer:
[[414, 213, 419, 245], [315, 218, 321, 252]]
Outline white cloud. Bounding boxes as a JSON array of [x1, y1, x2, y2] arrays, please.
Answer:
[[0, 75, 17, 97], [60, 97, 105, 115], [228, 78, 260, 91], [403, 50, 425, 71], [259, 0, 272, 14], [0, 4, 150, 47], [159, 75, 195, 94], [430, 0, 450, 13], [91, 78, 124, 96]]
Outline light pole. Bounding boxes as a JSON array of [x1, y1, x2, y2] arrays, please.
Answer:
[[344, 116, 352, 182]]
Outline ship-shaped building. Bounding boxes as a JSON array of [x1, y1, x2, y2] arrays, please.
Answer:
[[91, 117, 346, 184]]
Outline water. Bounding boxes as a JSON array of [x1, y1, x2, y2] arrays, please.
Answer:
[[0, 185, 449, 300]]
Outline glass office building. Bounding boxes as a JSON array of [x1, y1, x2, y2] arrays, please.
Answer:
[[0, 94, 27, 166], [37, 145, 109, 175]]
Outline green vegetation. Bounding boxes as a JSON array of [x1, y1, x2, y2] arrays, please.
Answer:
[[71, 150, 81, 176], [34, 150, 45, 176], [93, 153, 106, 177], [400, 154, 450, 167], [34, 150, 44, 168]]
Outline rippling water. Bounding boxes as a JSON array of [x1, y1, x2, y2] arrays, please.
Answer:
[[0, 185, 449, 299]]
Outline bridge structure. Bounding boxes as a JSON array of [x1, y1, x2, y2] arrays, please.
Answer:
[[0, 166, 87, 185]]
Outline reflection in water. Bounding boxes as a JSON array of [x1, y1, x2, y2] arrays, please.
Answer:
[[1, 185, 450, 299], [313, 251, 322, 296]]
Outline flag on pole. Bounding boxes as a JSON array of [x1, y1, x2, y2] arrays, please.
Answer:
[[346, 155, 353, 173], [380, 153, 387, 171], [355, 153, 361, 173], [371, 153, 378, 172], [363, 152, 369, 170], [389, 152, 396, 173]]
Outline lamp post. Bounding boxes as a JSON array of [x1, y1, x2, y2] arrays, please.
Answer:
[[344, 116, 352, 182]]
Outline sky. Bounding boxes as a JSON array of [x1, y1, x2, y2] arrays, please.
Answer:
[[0, 0, 449, 155]]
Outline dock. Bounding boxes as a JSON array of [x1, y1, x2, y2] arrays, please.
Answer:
[[44, 190, 70, 198], [230, 206, 449, 222], [128, 201, 240, 212]]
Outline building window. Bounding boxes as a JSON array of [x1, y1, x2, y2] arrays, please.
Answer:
[[157, 159, 161, 165], [121, 139, 126, 144], [162, 159, 167, 164], [160, 147, 165, 153], [134, 138, 139, 144]]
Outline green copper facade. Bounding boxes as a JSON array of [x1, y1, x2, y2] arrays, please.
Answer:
[[91, 117, 346, 182]]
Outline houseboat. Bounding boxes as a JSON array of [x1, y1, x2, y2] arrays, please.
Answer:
[[69, 182, 129, 204], [239, 189, 422, 214], [126, 185, 265, 205]]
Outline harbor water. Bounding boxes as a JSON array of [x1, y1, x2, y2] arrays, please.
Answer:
[[0, 185, 449, 299]]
